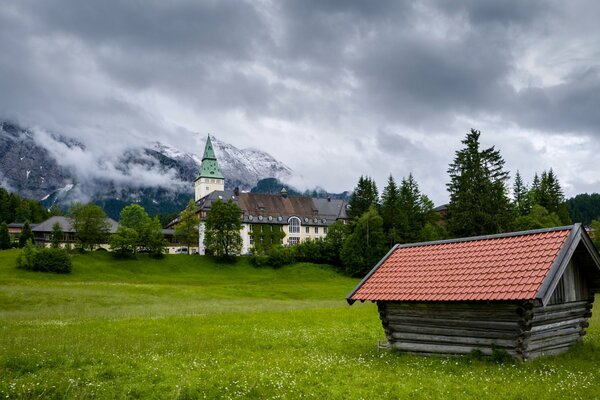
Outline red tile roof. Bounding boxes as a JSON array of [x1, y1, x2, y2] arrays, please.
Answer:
[[348, 227, 573, 303]]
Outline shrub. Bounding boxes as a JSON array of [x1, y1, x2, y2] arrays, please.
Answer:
[[17, 243, 72, 274], [266, 246, 295, 268]]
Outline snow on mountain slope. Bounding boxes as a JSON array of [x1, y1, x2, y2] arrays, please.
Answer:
[[0, 121, 294, 208]]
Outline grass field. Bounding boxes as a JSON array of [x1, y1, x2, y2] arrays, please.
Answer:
[[1, 249, 599, 399]]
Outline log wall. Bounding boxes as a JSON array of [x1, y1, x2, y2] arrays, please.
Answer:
[[378, 298, 594, 360]]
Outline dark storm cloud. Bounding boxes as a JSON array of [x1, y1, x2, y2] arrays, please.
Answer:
[[512, 67, 600, 134]]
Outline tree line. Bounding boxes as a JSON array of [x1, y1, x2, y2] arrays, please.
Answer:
[[339, 129, 576, 276]]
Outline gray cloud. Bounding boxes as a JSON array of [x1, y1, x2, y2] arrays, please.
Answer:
[[1, 0, 600, 204]]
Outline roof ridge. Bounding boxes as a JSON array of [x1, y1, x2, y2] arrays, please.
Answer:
[[392, 224, 578, 250]]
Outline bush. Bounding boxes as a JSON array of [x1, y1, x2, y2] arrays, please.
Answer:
[[266, 246, 296, 268], [17, 242, 72, 274]]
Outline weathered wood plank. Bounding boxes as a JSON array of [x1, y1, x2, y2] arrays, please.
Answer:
[[531, 307, 588, 323], [391, 341, 518, 356], [390, 332, 517, 348], [384, 315, 523, 331], [387, 323, 523, 340], [534, 300, 588, 313], [529, 317, 585, 333], [526, 326, 581, 342], [526, 333, 581, 352]]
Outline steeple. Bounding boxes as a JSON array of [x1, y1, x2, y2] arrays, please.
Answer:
[[195, 134, 225, 201], [197, 135, 224, 180]]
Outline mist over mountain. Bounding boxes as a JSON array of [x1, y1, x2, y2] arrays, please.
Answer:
[[0, 121, 293, 218]]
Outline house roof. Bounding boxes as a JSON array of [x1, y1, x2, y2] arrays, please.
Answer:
[[195, 191, 348, 226], [32, 216, 119, 234], [347, 224, 600, 305]]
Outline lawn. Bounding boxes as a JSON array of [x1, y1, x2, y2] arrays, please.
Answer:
[[0, 249, 599, 399]]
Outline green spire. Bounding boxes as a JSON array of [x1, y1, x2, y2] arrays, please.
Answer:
[[197, 135, 224, 179]]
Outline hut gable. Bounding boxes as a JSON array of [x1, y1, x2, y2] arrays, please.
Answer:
[[347, 224, 600, 360]]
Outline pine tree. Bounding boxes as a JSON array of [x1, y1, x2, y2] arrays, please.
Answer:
[[0, 222, 11, 249], [513, 170, 530, 216], [446, 129, 513, 237], [348, 176, 379, 220], [528, 169, 571, 225], [381, 175, 400, 246]]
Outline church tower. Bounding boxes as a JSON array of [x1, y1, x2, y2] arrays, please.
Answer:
[[195, 135, 225, 201]]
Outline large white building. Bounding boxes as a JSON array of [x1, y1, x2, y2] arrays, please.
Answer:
[[190, 136, 348, 255]]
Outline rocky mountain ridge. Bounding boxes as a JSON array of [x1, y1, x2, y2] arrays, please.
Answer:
[[0, 121, 293, 216]]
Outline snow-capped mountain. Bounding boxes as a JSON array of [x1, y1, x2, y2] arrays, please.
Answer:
[[0, 121, 293, 216]]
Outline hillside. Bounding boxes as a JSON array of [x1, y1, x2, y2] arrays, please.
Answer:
[[1, 251, 599, 399]]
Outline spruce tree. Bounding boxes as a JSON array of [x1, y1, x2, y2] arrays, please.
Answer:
[[348, 176, 379, 220], [446, 129, 513, 237], [513, 170, 530, 216], [528, 169, 571, 225], [397, 174, 436, 243], [381, 175, 400, 246]]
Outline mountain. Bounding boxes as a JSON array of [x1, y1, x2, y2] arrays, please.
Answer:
[[0, 121, 293, 218]]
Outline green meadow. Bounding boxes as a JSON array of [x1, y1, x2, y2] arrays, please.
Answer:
[[0, 250, 599, 399]]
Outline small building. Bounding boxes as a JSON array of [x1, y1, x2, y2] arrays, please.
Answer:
[[32, 216, 119, 249], [31, 216, 186, 253], [347, 225, 600, 360], [7, 222, 37, 242]]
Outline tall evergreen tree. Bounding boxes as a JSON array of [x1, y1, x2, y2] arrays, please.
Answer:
[[513, 170, 530, 216], [397, 174, 437, 243], [446, 129, 513, 237], [528, 169, 571, 225], [0, 222, 10, 249], [348, 176, 379, 220], [381, 175, 400, 246], [0, 188, 9, 223]]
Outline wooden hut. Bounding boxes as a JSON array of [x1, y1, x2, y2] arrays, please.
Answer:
[[347, 224, 600, 360]]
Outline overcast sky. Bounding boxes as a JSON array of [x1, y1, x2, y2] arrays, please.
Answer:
[[2, 0, 600, 205]]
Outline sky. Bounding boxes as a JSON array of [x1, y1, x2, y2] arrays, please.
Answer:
[[1, 0, 600, 205]]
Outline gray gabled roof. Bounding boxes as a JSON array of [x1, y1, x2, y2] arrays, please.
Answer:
[[195, 191, 348, 226], [32, 216, 119, 234]]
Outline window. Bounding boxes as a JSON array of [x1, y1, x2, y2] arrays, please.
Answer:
[[289, 217, 300, 234], [249, 225, 253, 232], [288, 237, 300, 245], [250, 236, 254, 245], [305, 226, 310, 234], [315, 226, 319, 234], [324, 226, 328, 234]]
